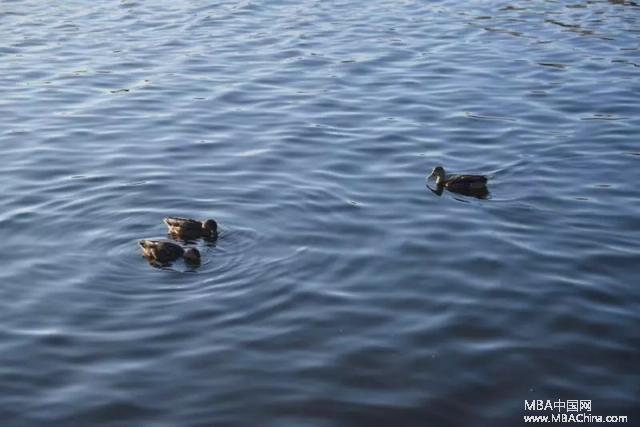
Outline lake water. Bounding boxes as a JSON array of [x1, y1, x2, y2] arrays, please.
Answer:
[[1, 1, 639, 426]]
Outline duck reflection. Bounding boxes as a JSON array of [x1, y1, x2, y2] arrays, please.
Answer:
[[608, 0, 639, 6]]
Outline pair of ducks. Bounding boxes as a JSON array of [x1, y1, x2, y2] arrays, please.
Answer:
[[139, 217, 218, 266]]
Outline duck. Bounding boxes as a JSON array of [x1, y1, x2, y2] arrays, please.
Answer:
[[139, 240, 201, 265], [163, 217, 218, 240], [428, 166, 489, 199]]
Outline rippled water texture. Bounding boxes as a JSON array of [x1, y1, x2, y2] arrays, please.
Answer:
[[1, 1, 639, 426]]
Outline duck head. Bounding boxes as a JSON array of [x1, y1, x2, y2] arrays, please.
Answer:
[[201, 219, 218, 237], [183, 248, 201, 264], [428, 166, 446, 185]]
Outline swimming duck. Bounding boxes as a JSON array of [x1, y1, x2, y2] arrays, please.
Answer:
[[428, 166, 489, 199], [139, 240, 201, 265], [164, 217, 218, 240]]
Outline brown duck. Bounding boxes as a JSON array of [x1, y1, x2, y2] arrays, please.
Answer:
[[139, 240, 201, 265], [164, 217, 218, 240], [428, 166, 489, 199]]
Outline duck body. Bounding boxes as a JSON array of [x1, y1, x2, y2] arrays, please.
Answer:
[[428, 166, 489, 199], [164, 217, 218, 240], [139, 240, 201, 265], [440, 174, 487, 190]]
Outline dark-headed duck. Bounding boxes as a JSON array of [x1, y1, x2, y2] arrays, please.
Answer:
[[428, 166, 489, 199], [139, 240, 201, 265], [163, 217, 218, 240]]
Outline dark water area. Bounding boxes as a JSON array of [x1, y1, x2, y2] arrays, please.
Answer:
[[1, 1, 639, 426]]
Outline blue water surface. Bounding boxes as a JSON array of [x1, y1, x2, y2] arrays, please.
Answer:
[[1, 1, 639, 426]]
